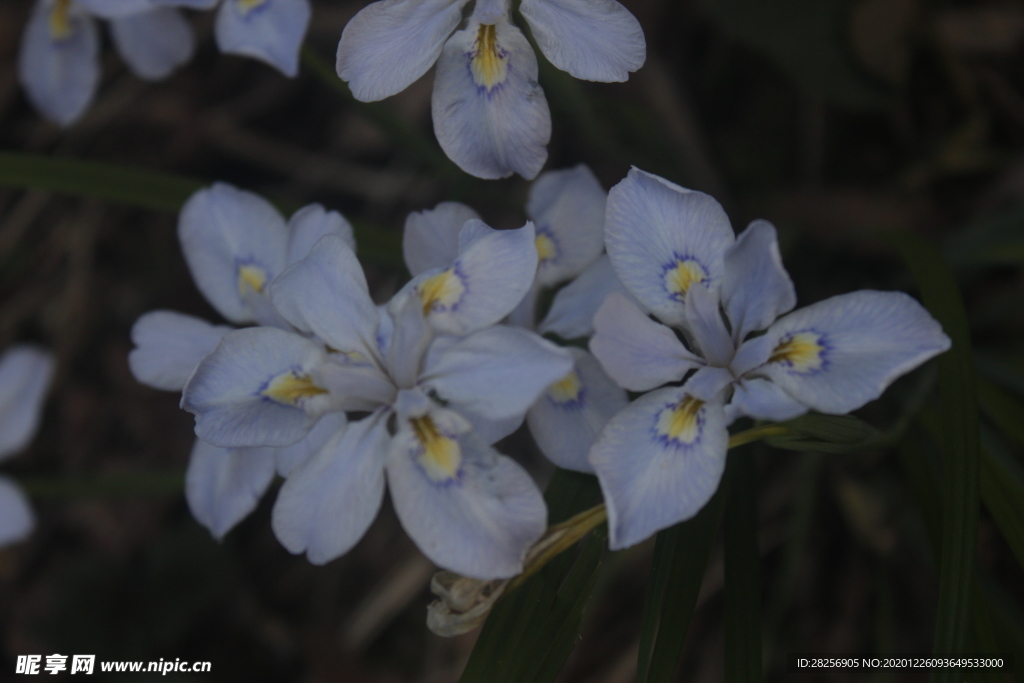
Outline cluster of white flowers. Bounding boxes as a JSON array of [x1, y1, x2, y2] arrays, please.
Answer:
[[128, 165, 951, 581], [19, 0, 310, 126], [336, 0, 646, 179], [0, 346, 55, 547]]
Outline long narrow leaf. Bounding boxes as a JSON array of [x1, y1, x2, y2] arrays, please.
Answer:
[[723, 449, 762, 683], [890, 232, 980, 674]]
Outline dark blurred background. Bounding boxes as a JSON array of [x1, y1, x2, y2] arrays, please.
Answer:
[[1, 0, 1024, 680]]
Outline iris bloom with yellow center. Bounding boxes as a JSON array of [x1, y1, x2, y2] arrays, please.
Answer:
[[588, 168, 953, 550], [180, 228, 574, 579], [335, 0, 646, 179]]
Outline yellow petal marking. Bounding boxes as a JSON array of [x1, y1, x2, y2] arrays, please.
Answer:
[[768, 331, 825, 373], [237, 0, 268, 15], [261, 371, 328, 406], [470, 24, 508, 90], [664, 258, 708, 300], [535, 232, 558, 264], [412, 416, 462, 482], [237, 264, 268, 297], [49, 0, 74, 40], [655, 396, 704, 446], [418, 268, 465, 316], [547, 369, 582, 404]]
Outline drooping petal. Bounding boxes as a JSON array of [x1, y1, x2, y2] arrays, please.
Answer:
[[0, 477, 34, 547], [75, 0, 155, 17], [386, 420, 546, 578], [684, 282, 734, 367], [519, 0, 645, 82], [528, 164, 606, 287], [215, 0, 311, 77], [272, 411, 389, 564], [589, 293, 701, 392], [526, 348, 627, 473], [128, 311, 231, 392], [754, 290, 952, 414], [537, 254, 634, 339], [17, 0, 100, 127], [336, 0, 469, 102], [721, 219, 796, 343], [185, 439, 277, 540], [181, 327, 340, 448], [0, 346, 55, 461], [403, 202, 480, 277], [727, 377, 807, 425], [110, 7, 194, 81], [402, 220, 539, 337], [604, 168, 734, 328], [286, 204, 356, 265], [589, 386, 728, 550], [420, 325, 574, 421], [432, 16, 551, 180], [269, 235, 381, 361], [178, 183, 289, 324]]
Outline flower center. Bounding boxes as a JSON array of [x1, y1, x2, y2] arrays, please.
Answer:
[[261, 371, 327, 406], [418, 268, 465, 315], [655, 395, 704, 446], [664, 257, 707, 301], [470, 24, 508, 90], [547, 369, 583, 405], [48, 0, 74, 40], [412, 416, 462, 483], [768, 331, 826, 374]]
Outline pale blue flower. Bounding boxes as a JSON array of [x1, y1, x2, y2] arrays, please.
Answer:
[[129, 183, 354, 539], [0, 346, 55, 547], [401, 165, 630, 473], [182, 228, 572, 577], [589, 168, 953, 550], [335, 0, 646, 179]]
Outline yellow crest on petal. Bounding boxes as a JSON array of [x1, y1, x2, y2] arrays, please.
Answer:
[[470, 24, 508, 91], [261, 371, 328, 406], [664, 258, 708, 300], [655, 395, 704, 446], [237, 0, 268, 15], [48, 0, 74, 40], [412, 416, 462, 483], [237, 264, 269, 297], [547, 369, 583, 405], [535, 231, 558, 264], [769, 331, 826, 374], [418, 268, 465, 316]]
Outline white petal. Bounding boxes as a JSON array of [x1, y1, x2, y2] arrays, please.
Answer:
[[128, 311, 231, 392], [185, 439, 277, 540], [215, 0, 311, 77], [727, 377, 807, 425], [538, 254, 633, 339], [589, 386, 728, 550], [403, 220, 539, 337], [286, 204, 355, 265], [528, 164, 607, 286], [0, 477, 35, 547], [274, 411, 348, 477], [272, 411, 388, 564], [336, 0, 468, 101], [386, 425, 546, 578], [0, 346, 54, 461], [269, 235, 381, 360], [403, 202, 480, 276], [722, 220, 796, 343], [76, 0, 155, 18], [181, 327, 339, 448], [432, 17, 551, 180], [589, 293, 701, 392], [421, 325, 574, 421], [526, 348, 627, 472], [683, 365, 734, 403], [17, 1, 99, 127], [754, 291, 952, 414], [178, 183, 289, 324], [684, 282, 733, 367], [456, 408, 524, 445], [385, 293, 433, 390], [152, 0, 219, 8], [519, 0, 645, 82], [604, 168, 734, 327], [110, 8, 194, 81]]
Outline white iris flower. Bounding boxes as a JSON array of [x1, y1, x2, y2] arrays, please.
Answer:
[[335, 0, 646, 179], [180, 222, 573, 578], [0, 346, 55, 547], [588, 168, 953, 550], [129, 183, 354, 539], [401, 165, 630, 472], [18, 0, 309, 126]]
